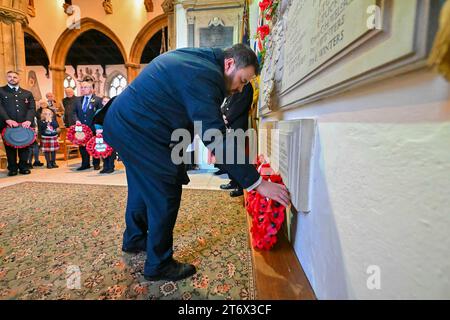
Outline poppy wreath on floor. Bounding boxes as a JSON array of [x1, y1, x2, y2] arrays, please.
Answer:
[[67, 121, 93, 146], [245, 156, 286, 250], [86, 130, 113, 159]]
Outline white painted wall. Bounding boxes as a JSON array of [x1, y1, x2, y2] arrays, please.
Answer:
[[263, 69, 450, 299]]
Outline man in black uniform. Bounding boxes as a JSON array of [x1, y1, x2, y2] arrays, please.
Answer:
[[0, 71, 35, 176], [219, 82, 254, 197], [72, 80, 103, 170]]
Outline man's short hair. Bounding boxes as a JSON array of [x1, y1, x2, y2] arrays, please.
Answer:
[[80, 75, 95, 89], [224, 44, 260, 75], [7, 71, 19, 76]]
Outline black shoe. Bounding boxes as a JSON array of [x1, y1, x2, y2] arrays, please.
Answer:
[[7, 171, 18, 176], [144, 260, 197, 282], [94, 165, 101, 170], [47, 163, 53, 169], [230, 188, 244, 197], [122, 246, 146, 254], [214, 169, 226, 176], [100, 168, 114, 174], [220, 182, 237, 190], [19, 169, 31, 175], [76, 166, 91, 171], [33, 161, 44, 167], [51, 162, 59, 168], [27, 162, 33, 169]]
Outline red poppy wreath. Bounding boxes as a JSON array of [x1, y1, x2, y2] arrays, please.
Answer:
[[245, 156, 287, 251], [67, 121, 93, 146], [86, 131, 113, 159]]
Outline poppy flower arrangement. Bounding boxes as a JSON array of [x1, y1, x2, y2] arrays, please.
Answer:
[[86, 130, 114, 159], [255, 0, 279, 66], [245, 155, 286, 250], [67, 121, 93, 146]]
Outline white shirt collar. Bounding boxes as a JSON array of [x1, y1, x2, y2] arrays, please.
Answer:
[[8, 84, 19, 91]]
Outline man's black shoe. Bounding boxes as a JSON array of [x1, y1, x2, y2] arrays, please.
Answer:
[[220, 182, 237, 190], [19, 169, 31, 175], [99, 168, 114, 174], [76, 166, 91, 171], [144, 260, 197, 282], [94, 165, 101, 170], [33, 161, 44, 167], [52, 162, 59, 168], [122, 247, 146, 254], [230, 188, 244, 197], [7, 171, 18, 176]]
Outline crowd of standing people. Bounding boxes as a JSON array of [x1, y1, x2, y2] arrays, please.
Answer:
[[0, 71, 115, 176]]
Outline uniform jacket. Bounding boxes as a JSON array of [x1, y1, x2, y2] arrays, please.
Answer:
[[222, 82, 253, 131], [0, 85, 36, 130], [103, 47, 260, 188]]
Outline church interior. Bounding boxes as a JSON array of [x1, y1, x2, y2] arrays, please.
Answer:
[[0, 0, 449, 301]]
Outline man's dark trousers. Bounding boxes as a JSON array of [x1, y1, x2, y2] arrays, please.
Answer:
[[121, 160, 182, 276], [5, 145, 30, 172]]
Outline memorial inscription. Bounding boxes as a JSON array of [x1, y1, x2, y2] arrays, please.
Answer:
[[283, 0, 376, 91]]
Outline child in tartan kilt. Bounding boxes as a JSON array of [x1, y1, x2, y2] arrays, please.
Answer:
[[39, 108, 61, 169]]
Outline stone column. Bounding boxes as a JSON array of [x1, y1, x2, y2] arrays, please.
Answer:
[[0, 0, 29, 86], [162, 0, 175, 50], [125, 62, 141, 83]]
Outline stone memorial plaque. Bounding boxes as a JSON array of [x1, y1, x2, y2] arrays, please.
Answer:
[[199, 26, 234, 49], [283, 0, 376, 91]]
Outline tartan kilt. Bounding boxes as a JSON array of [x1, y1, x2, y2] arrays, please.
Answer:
[[41, 135, 60, 152]]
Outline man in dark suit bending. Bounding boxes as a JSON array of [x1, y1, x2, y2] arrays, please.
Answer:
[[103, 44, 290, 282]]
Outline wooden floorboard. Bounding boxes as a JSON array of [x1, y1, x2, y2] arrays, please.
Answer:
[[245, 208, 316, 300]]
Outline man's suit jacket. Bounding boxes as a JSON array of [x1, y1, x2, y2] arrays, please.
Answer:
[[0, 85, 36, 130], [63, 96, 77, 127], [72, 95, 103, 132], [103, 47, 260, 188], [222, 83, 253, 131]]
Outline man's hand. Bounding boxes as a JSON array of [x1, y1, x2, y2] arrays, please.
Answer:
[[22, 121, 32, 129], [222, 114, 229, 125], [255, 179, 291, 207], [5, 120, 18, 127]]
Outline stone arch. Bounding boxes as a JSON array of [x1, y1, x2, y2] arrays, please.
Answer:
[[50, 18, 127, 101], [129, 14, 168, 66], [23, 26, 50, 62]]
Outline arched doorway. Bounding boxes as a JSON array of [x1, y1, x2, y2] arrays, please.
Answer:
[[140, 27, 169, 65], [65, 29, 125, 98], [23, 27, 49, 102], [51, 18, 127, 101]]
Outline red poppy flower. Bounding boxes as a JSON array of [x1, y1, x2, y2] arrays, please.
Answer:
[[257, 24, 270, 40], [259, 0, 272, 12]]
